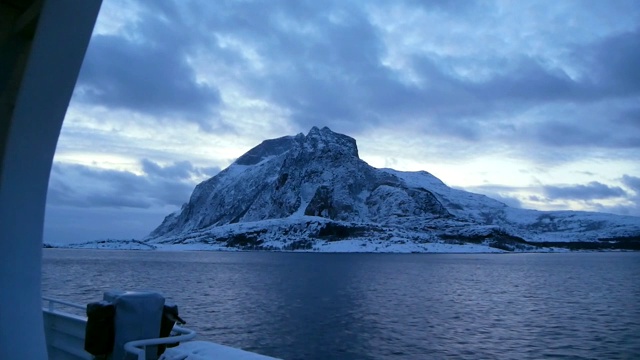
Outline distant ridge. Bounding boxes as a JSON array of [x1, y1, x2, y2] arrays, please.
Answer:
[[142, 126, 640, 252]]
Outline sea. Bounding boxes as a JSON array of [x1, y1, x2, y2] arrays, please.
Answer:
[[42, 249, 640, 360]]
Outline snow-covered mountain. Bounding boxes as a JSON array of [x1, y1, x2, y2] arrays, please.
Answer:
[[145, 126, 640, 252]]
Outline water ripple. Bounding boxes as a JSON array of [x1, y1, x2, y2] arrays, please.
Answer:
[[43, 250, 640, 359]]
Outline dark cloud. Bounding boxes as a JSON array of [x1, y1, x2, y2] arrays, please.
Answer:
[[505, 29, 640, 153], [75, 2, 221, 127], [592, 201, 640, 218], [532, 122, 604, 148], [248, 2, 391, 130], [467, 180, 639, 217], [84, 193, 153, 209], [467, 58, 577, 103], [518, 102, 640, 152], [142, 159, 220, 181], [48, 164, 153, 208], [206, 1, 638, 146], [455, 180, 640, 217], [74, 0, 640, 148], [597, 175, 640, 217], [577, 29, 640, 96], [44, 205, 171, 244], [542, 182, 627, 201], [142, 159, 194, 180], [47, 160, 219, 209], [622, 175, 640, 193], [620, 108, 640, 127]]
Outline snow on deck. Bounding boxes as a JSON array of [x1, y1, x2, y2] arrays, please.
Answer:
[[160, 341, 280, 360]]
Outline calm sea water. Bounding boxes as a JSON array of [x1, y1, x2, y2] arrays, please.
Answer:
[[42, 249, 640, 359]]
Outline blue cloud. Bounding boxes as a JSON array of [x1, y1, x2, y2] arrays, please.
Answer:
[[73, 0, 640, 148], [622, 175, 640, 193], [75, 2, 221, 128], [47, 160, 219, 209], [542, 182, 627, 200]]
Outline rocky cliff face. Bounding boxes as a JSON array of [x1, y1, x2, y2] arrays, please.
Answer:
[[147, 127, 640, 252]]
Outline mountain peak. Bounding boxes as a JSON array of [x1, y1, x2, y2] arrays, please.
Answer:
[[303, 126, 359, 159], [234, 127, 358, 166], [307, 126, 332, 135]]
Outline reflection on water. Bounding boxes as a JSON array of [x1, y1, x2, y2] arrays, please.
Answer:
[[42, 250, 640, 359]]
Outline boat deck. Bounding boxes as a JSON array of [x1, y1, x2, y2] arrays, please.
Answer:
[[42, 297, 279, 360]]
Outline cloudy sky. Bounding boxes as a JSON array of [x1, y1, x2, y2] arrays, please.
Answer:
[[44, 0, 640, 244]]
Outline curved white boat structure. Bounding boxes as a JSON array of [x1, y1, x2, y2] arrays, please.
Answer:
[[1, 0, 102, 358]]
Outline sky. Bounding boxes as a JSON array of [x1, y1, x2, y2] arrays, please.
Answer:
[[44, 0, 640, 244]]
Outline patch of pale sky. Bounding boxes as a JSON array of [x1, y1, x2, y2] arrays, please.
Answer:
[[91, 0, 143, 36], [59, 101, 307, 179], [219, 93, 294, 142], [369, 5, 539, 82], [214, 34, 266, 74], [273, 10, 321, 37], [58, 104, 245, 173], [356, 123, 638, 202], [369, 0, 640, 85], [183, 38, 297, 143], [53, 153, 138, 173], [187, 52, 246, 93]]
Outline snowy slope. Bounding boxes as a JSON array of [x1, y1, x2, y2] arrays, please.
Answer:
[[141, 127, 640, 252], [384, 169, 640, 243]]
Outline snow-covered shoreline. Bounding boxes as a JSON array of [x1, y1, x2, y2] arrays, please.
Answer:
[[47, 238, 582, 254]]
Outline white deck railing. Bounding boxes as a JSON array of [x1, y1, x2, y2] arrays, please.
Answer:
[[43, 296, 87, 312], [42, 297, 92, 360], [124, 325, 196, 360], [42, 296, 197, 360]]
